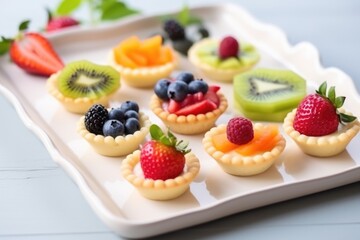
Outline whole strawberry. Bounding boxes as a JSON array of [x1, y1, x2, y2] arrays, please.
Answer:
[[140, 124, 190, 180], [227, 117, 254, 145], [219, 36, 240, 59], [46, 9, 79, 32], [0, 20, 64, 76], [293, 82, 357, 136]]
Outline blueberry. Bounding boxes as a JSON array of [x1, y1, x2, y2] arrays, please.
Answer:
[[124, 110, 139, 120], [188, 79, 209, 94], [154, 79, 171, 100], [120, 101, 139, 113], [125, 118, 140, 135], [172, 38, 193, 56], [102, 120, 124, 138], [167, 81, 188, 102], [108, 108, 125, 122], [175, 72, 194, 84]]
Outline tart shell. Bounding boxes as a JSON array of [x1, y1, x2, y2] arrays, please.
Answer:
[[188, 38, 259, 83], [150, 93, 228, 135], [283, 108, 360, 157], [108, 50, 177, 88], [121, 150, 200, 200], [47, 72, 117, 114], [77, 112, 151, 157], [203, 124, 286, 176]]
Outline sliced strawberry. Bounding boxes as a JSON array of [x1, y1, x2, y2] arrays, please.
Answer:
[[46, 17, 79, 32], [1, 20, 64, 77], [208, 85, 220, 93], [168, 99, 181, 113], [193, 92, 204, 102], [175, 99, 217, 116], [204, 90, 220, 107]]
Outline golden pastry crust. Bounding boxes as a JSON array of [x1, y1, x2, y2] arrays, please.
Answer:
[[203, 123, 286, 176], [47, 72, 116, 114], [77, 112, 151, 157], [108, 50, 177, 88], [283, 108, 360, 157], [150, 93, 228, 135], [188, 38, 259, 83], [121, 150, 200, 200]]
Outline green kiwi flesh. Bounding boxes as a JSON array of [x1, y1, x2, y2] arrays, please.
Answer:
[[234, 100, 295, 122], [234, 68, 306, 115], [57, 60, 120, 99], [197, 41, 259, 69]]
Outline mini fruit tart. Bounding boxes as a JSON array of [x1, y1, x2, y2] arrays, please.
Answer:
[[150, 72, 228, 135], [283, 82, 360, 157], [121, 124, 200, 200], [203, 117, 286, 176], [108, 35, 177, 88], [77, 102, 151, 157], [47, 60, 120, 114], [188, 36, 260, 82]]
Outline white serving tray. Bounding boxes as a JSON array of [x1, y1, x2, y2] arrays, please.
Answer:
[[1, 3, 359, 239]]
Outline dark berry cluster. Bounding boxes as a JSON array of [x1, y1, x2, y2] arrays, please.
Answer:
[[84, 101, 140, 138], [162, 19, 209, 56], [154, 72, 209, 102]]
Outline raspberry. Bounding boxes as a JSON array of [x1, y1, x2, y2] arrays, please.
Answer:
[[163, 19, 185, 41], [84, 104, 109, 135], [226, 117, 254, 145], [219, 36, 239, 59]]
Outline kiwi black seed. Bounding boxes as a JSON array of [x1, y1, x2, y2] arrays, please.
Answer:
[[233, 68, 306, 114], [57, 60, 120, 99]]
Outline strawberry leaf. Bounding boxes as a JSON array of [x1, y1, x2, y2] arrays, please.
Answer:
[[328, 86, 336, 103], [56, 0, 82, 16], [19, 20, 30, 31], [0, 40, 11, 56], [335, 96, 345, 108], [316, 81, 327, 96], [339, 113, 357, 123]]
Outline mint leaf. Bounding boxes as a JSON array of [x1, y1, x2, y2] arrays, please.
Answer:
[[176, 5, 202, 26], [100, 1, 139, 21], [149, 124, 163, 141], [56, 0, 82, 16], [19, 20, 30, 31]]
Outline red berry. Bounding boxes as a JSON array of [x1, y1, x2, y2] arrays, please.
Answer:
[[46, 16, 79, 32], [175, 99, 217, 116], [226, 117, 254, 145], [219, 36, 239, 59], [293, 94, 339, 136], [140, 141, 185, 180]]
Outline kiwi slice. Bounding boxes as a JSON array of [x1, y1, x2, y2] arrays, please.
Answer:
[[57, 60, 120, 99], [234, 68, 306, 115]]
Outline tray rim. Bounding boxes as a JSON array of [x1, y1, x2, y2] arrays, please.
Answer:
[[0, 2, 359, 238]]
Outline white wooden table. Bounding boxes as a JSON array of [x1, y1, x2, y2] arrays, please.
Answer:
[[1, 0, 359, 239]]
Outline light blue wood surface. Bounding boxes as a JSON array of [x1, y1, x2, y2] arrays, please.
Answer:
[[1, 0, 359, 239]]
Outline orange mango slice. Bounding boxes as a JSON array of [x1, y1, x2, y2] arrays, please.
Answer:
[[235, 125, 279, 156], [128, 51, 148, 67], [212, 133, 239, 153]]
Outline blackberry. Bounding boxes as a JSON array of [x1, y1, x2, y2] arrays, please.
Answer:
[[163, 19, 185, 41], [84, 104, 109, 135]]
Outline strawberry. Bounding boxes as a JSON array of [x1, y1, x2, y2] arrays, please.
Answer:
[[46, 9, 79, 32], [167, 99, 181, 113], [175, 99, 217, 116], [204, 88, 220, 107], [140, 124, 191, 180], [0, 20, 64, 76], [293, 82, 357, 136]]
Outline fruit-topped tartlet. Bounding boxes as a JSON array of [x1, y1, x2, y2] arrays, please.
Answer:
[[47, 60, 120, 114], [108, 35, 177, 88], [188, 36, 259, 82], [203, 117, 286, 176], [121, 124, 200, 200], [77, 102, 151, 157], [150, 72, 228, 135], [283, 82, 360, 157]]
